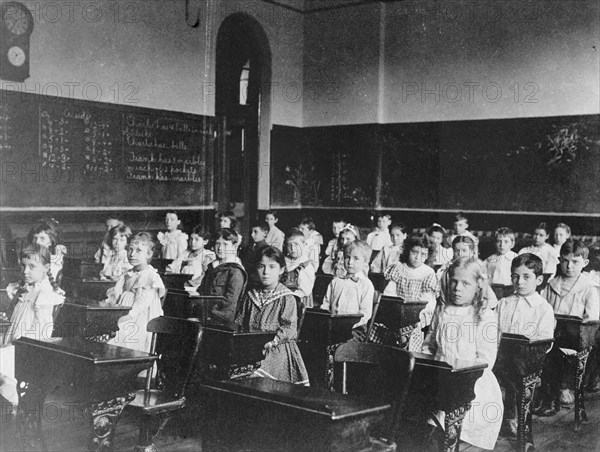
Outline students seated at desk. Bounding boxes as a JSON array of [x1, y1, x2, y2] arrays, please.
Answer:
[[0, 244, 65, 408], [366, 213, 392, 261], [99, 224, 132, 281], [424, 223, 452, 271], [323, 218, 347, 272], [485, 227, 518, 300], [167, 225, 216, 285], [282, 228, 316, 308], [496, 253, 555, 436], [321, 240, 374, 342], [298, 216, 323, 270], [518, 222, 556, 280], [438, 236, 499, 310], [28, 219, 66, 281], [422, 257, 502, 451], [94, 216, 124, 264], [549, 222, 571, 277], [197, 228, 247, 323], [370, 222, 406, 274], [449, 212, 479, 257], [235, 246, 309, 385], [241, 222, 270, 289], [106, 232, 165, 353], [384, 234, 437, 351], [157, 210, 188, 261], [534, 240, 600, 416], [217, 210, 242, 244], [264, 210, 285, 251], [322, 224, 359, 277]]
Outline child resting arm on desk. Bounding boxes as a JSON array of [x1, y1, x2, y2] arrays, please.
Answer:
[[422, 257, 502, 451], [236, 246, 309, 385], [106, 232, 165, 354], [0, 244, 64, 409]]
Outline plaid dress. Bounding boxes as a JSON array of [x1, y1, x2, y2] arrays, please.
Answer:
[[236, 284, 309, 385], [382, 263, 438, 351]]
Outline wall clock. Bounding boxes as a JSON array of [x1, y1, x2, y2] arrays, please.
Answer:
[[1, 2, 34, 82]]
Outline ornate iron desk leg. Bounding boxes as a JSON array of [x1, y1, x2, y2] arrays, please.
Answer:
[[517, 372, 541, 452], [85, 394, 135, 452], [442, 404, 469, 452], [574, 347, 592, 432]]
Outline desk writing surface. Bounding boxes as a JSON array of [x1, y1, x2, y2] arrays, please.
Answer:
[[412, 352, 488, 373], [205, 377, 390, 421], [500, 332, 555, 344], [14, 336, 154, 364]]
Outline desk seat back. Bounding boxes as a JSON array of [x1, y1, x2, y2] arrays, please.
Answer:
[[334, 342, 414, 442], [147, 316, 203, 398]]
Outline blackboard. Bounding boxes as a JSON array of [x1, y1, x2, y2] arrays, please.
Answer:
[[270, 114, 600, 214], [0, 90, 214, 208]]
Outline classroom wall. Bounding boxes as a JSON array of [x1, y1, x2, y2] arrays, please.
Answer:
[[3, 0, 304, 126], [1, 0, 304, 215], [303, 0, 600, 126]]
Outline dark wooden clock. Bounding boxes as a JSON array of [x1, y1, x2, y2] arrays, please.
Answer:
[[0, 1, 34, 82]]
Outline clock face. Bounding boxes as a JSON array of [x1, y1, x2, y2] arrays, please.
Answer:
[[3, 3, 31, 36], [7, 46, 26, 67]]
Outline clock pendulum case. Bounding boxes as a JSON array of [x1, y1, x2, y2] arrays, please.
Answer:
[[1, 1, 34, 82]]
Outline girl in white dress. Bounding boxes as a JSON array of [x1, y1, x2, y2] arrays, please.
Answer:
[[107, 232, 165, 353], [422, 257, 502, 450], [100, 224, 132, 280], [157, 211, 188, 260], [1, 244, 64, 407]]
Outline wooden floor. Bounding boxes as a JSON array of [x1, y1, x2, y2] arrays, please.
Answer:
[[1, 390, 599, 451]]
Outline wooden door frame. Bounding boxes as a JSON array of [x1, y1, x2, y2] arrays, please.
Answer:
[[215, 13, 272, 234]]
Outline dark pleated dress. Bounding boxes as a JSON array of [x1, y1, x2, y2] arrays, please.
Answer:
[[236, 284, 309, 385]]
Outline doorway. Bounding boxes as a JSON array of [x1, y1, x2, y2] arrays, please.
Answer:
[[215, 13, 271, 238]]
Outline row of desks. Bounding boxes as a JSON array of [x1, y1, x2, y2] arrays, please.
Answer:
[[14, 261, 600, 451]]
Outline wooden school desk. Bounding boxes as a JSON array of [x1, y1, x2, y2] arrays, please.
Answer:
[[14, 337, 156, 452], [52, 298, 131, 342], [367, 296, 428, 349], [402, 353, 487, 452], [199, 377, 391, 452], [201, 322, 276, 380], [159, 272, 192, 291], [554, 314, 600, 431], [297, 308, 363, 388], [494, 333, 554, 452]]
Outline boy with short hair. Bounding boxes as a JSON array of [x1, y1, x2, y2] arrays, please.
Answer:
[[485, 227, 518, 300], [497, 253, 555, 435], [366, 213, 393, 257], [265, 210, 285, 251], [298, 216, 323, 269], [321, 240, 375, 341], [543, 240, 599, 320], [498, 253, 555, 340], [242, 222, 270, 288], [282, 228, 316, 307], [451, 213, 479, 257], [533, 240, 600, 416]]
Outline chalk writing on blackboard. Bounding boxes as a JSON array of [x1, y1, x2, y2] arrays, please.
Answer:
[[39, 105, 118, 173], [123, 114, 208, 183], [40, 107, 73, 171]]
